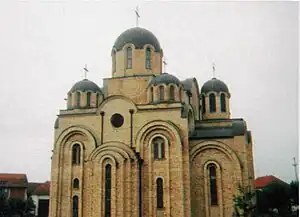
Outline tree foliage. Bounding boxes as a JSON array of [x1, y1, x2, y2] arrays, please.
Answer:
[[0, 192, 36, 217], [289, 181, 299, 206], [234, 180, 299, 217], [233, 184, 256, 217]]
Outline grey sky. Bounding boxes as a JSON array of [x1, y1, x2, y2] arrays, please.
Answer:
[[0, 1, 298, 183]]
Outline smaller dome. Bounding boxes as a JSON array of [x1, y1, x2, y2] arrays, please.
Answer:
[[149, 73, 181, 86], [201, 78, 229, 94], [69, 79, 102, 93], [113, 27, 161, 52]]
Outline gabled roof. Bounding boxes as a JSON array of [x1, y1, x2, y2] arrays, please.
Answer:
[[0, 173, 28, 187], [255, 175, 287, 189]]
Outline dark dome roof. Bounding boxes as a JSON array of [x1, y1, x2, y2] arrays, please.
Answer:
[[113, 27, 161, 52], [149, 73, 181, 86], [201, 78, 229, 94], [69, 79, 102, 93]]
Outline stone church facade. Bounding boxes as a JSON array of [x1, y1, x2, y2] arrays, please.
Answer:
[[49, 26, 255, 217]]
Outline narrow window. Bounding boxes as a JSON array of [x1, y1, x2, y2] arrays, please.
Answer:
[[105, 164, 112, 217], [73, 179, 79, 189], [96, 93, 99, 107], [179, 87, 182, 101], [150, 87, 154, 102], [76, 92, 81, 107], [146, 47, 151, 69], [86, 92, 91, 107], [154, 142, 159, 159], [153, 137, 165, 160], [156, 178, 164, 208], [208, 164, 218, 205], [72, 144, 81, 165], [72, 196, 79, 217], [112, 50, 116, 72], [169, 86, 175, 101], [126, 47, 132, 69], [220, 93, 226, 112], [159, 86, 164, 101], [209, 93, 216, 113], [201, 95, 206, 113]]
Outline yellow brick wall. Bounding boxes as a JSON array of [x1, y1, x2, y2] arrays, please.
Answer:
[[50, 46, 254, 217]]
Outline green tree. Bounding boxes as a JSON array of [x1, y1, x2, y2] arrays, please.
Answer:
[[233, 184, 256, 217], [289, 181, 299, 206], [7, 192, 36, 217], [0, 190, 9, 217]]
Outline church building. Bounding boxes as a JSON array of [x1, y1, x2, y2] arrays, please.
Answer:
[[49, 26, 255, 217]]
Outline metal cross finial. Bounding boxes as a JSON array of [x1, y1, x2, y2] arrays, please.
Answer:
[[163, 57, 168, 73], [212, 62, 216, 78], [83, 64, 88, 79], [135, 6, 140, 27], [293, 157, 298, 181]]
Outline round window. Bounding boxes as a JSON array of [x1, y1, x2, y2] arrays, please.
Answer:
[[110, 113, 124, 128]]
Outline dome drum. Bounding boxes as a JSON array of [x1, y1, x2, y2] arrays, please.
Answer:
[[67, 79, 103, 110]]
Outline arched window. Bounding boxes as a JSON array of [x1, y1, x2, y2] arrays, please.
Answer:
[[105, 164, 112, 217], [159, 86, 164, 101], [150, 87, 154, 102], [73, 178, 79, 189], [201, 95, 206, 113], [220, 93, 226, 112], [72, 196, 79, 217], [96, 93, 99, 107], [209, 93, 216, 112], [86, 92, 91, 107], [179, 87, 182, 101], [153, 137, 165, 160], [76, 92, 81, 107], [126, 47, 132, 69], [146, 47, 151, 69], [208, 164, 218, 205], [72, 144, 81, 165], [169, 86, 175, 101], [156, 178, 164, 208], [112, 50, 116, 72]]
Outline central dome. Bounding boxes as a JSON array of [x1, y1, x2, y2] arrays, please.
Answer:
[[113, 27, 161, 52]]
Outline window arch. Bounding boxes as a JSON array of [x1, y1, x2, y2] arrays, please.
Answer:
[[201, 95, 206, 113], [159, 86, 164, 101], [112, 50, 116, 72], [153, 137, 165, 160], [208, 164, 218, 205], [72, 196, 79, 217], [105, 164, 112, 217], [209, 93, 216, 113], [76, 92, 81, 107], [73, 178, 79, 189], [145, 47, 151, 69], [156, 178, 164, 208], [72, 144, 81, 165], [169, 86, 175, 101], [86, 92, 91, 107], [220, 93, 226, 112], [126, 47, 132, 69]]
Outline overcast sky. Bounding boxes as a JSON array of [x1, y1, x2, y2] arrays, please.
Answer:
[[0, 1, 298, 183]]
